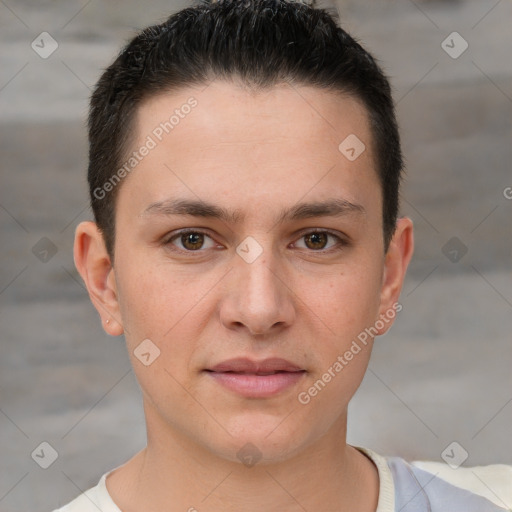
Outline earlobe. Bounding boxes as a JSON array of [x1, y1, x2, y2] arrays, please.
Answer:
[[73, 221, 124, 336], [376, 217, 414, 335]]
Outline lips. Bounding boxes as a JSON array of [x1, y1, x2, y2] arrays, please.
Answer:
[[205, 358, 306, 398], [206, 357, 304, 374]]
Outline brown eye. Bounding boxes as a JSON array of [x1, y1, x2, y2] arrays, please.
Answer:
[[304, 232, 328, 250], [181, 232, 204, 250], [167, 230, 216, 251], [294, 231, 344, 252]]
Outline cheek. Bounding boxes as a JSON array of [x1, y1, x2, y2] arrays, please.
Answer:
[[114, 255, 184, 344], [304, 264, 383, 339], [297, 263, 382, 397], [114, 263, 201, 403], [114, 255, 216, 372], [296, 274, 380, 415]]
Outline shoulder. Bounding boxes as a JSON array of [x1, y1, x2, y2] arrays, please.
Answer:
[[411, 459, 512, 510], [51, 471, 120, 512], [356, 446, 512, 512], [389, 455, 512, 511], [52, 492, 97, 512]]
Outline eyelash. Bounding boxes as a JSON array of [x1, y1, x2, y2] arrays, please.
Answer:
[[163, 229, 347, 255]]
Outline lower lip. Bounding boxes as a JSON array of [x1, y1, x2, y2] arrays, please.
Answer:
[[206, 371, 306, 398]]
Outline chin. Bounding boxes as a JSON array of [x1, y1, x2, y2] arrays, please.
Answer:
[[205, 414, 311, 467]]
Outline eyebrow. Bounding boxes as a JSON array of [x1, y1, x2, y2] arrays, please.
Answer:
[[141, 197, 366, 224]]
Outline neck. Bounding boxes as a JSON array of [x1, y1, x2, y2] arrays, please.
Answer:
[[107, 402, 379, 512]]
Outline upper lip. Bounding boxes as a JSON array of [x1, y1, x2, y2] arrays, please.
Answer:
[[206, 357, 304, 374]]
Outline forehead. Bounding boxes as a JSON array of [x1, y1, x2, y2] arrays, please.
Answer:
[[119, 80, 380, 222], [135, 80, 373, 159]]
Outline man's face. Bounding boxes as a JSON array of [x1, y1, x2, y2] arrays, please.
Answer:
[[106, 81, 398, 463]]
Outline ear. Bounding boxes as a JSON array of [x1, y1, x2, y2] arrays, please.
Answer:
[[375, 216, 414, 335], [73, 221, 124, 336]]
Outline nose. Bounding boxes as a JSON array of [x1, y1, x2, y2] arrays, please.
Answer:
[[219, 251, 296, 336]]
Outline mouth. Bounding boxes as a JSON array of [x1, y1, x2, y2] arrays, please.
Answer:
[[204, 358, 306, 397], [205, 370, 304, 376], [206, 357, 304, 374]]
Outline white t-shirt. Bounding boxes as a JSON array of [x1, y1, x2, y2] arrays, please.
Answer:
[[53, 447, 512, 511]]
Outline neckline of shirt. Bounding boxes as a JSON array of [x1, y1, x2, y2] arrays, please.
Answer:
[[95, 445, 395, 512]]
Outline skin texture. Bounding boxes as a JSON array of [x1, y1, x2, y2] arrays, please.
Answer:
[[74, 80, 414, 511]]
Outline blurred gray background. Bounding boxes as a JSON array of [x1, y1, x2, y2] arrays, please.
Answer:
[[0, 0, 511, 510]]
